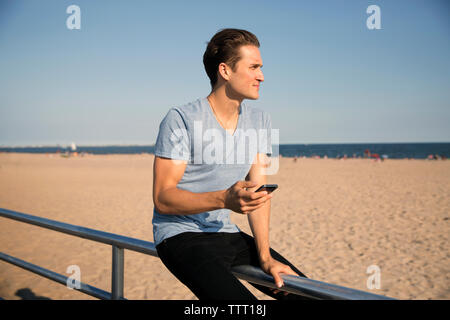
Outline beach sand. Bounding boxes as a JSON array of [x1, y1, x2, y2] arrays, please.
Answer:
[[0, 153, 449, 300]]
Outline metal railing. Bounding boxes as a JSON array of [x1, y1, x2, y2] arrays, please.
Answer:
[[0, 207, 395, 300]]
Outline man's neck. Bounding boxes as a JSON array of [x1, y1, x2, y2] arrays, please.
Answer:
[[207, 87, 241, 121]]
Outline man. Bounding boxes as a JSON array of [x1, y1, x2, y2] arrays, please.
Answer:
[[152, 28, 308, 300]]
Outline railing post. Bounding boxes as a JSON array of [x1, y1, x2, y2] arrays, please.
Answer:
[[111, 245, 124, 300]]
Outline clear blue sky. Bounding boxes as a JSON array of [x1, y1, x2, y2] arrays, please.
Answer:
[[1, 0, 449, 146]]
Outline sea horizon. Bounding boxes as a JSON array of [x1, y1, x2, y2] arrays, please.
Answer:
[[1, 142, 449, 159], [1, 141, 450, 148]]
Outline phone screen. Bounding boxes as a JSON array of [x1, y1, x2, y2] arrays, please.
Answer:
[[256, 184, 278, 193]]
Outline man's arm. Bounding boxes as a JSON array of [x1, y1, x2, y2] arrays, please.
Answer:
[[153, 156, 272, 215], [245, 154, 271, 261], [245, 154, 298, 288], [153, 157, 224, 214]]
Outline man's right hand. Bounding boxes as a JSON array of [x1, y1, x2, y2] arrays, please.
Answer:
[[223, 181, 273, 214]]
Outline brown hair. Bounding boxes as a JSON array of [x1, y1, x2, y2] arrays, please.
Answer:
[[203, 28, 260, 89]]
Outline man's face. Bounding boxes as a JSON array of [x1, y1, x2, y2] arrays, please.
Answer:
[[226, 45, 264, 100]]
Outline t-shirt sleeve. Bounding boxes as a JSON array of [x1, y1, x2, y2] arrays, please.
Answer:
[[154, 108, 191, 161], [258, 112, 273, 156]]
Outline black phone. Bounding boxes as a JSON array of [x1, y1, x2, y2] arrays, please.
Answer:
[[255, 184, 278, 193]]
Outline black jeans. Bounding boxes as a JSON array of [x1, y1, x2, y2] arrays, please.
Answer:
[[156, 231, 309, 300]]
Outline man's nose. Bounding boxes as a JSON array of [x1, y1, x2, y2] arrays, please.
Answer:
[[257, 70, 264, 82]]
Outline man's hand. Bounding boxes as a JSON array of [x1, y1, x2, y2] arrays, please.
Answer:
[[224, 181, 272, 214], [260, 257, 298, 292]]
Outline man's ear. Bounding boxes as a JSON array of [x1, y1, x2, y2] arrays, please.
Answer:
[[218, 62, 231, 81]]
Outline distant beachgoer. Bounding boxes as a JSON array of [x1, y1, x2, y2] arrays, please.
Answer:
[[371, 153, 381, 162], [364, 149, 371, 158], [152, 28, 308, 300]]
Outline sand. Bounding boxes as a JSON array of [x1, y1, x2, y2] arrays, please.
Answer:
[[0, 153, 448, 300]]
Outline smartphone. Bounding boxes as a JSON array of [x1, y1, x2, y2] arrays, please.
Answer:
[[255, 184, 278, 193]]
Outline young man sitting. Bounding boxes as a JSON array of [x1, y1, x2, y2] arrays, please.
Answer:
[[152, 28, 308, 300]]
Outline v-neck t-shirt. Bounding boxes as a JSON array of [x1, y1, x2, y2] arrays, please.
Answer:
[[152, 97, 272, 246]]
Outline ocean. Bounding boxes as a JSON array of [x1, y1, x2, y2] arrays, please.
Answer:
[[1, 143, 449, 159]]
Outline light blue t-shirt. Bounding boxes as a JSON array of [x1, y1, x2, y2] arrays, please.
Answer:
[[152, 97, 272, 246]]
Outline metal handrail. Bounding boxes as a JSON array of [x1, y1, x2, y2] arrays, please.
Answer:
[[0, 207, 395, 300], [0, 251, 114, 300]]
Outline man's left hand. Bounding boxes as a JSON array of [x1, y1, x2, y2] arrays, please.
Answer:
[[260, 257, 298, 290]]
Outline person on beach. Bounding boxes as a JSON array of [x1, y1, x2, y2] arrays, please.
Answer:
[[152, 28, 308, 300]]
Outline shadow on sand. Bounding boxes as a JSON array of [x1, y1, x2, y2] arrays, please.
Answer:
[[15, 288, 51, 300]]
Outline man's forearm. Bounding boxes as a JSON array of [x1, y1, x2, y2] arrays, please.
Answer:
[[156, 187, 225, 215], [247, 200, 272, 263]]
